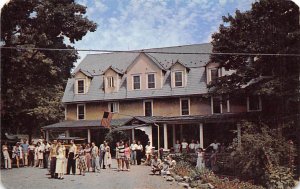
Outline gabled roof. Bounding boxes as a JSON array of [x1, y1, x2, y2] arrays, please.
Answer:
[[125, 52, 166, 73], [73, 69, 93, 78], [169, 60, 190, 72], [103, 66, 124, 75]]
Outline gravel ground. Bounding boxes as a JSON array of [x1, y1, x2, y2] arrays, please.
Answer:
[[0, 160, 182, 189]]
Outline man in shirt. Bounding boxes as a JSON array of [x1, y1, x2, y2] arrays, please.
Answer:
[[130, 140, 137, 165], [145, 141, 152, 165], [67, 140, 77, 175], [20, 139, 29, 167], [43, 140, 51, 169], [181, 139, 188, 154], [189, 140, 196, 153], [136, 141, 143, 165], [99, 141, 106, 169], [49, 140, 57, 179], [151, 155, 162, 175], [91, 142, 100, 172], [209, 140, 220, 152]]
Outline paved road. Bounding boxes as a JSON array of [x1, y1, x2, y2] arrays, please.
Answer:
[[1, 160, 182, 189]]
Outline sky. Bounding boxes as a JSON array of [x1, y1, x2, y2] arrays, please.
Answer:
[[1, 0, 299, 67], [73, 0, 256, 65]]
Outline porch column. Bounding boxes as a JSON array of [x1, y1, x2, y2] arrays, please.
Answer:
[[199, 123, 204, 148], [87, 129, 91, 143], [65, 130, 70, 137], [45, 130, 49, 142], [172, 125, 176, 147], [237, 123, 241, 148], [180, 125, 183, 141], [132, 128, 135, 141], [163, 123, 168, 149]]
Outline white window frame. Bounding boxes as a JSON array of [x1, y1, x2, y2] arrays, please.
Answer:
[[211, 97, 223, 114], [143, 100, 153, 116], [208, 68, 221, 83], [132, 75, 141, 90], [147, 73, 156, 89], [64, 104, 67, 120], [247, 96, 262, 112], [76, 79, 85, 94], [180, 98, 190, 116], [77, 104, 86, 120], [174, 71, 184, 87], [107, 76, 114, 88], [108, 102, 119, 113]]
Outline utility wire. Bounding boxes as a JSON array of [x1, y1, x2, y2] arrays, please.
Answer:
[[1, 46, 300, 57]]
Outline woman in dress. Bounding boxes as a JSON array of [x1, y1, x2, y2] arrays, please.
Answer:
[[34, 143, 39, 167], [104, 142, 112, 169], [75, 145, 87, 176], [84, 143, 92, 172], [2, 144, 12, 169], [55, 141, 65, 179], [174, 140, 181, 153], [196, 148, 205, 170], [37, 142, 44, 168], [124, 142, 131, 171]]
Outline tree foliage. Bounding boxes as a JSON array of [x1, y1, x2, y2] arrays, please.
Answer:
[[209, 0, 299, 115], [229, 121, 295, 187], [1, 0, 97, 138]]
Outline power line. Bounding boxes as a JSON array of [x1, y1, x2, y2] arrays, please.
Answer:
[[1, 46, 300, 57]]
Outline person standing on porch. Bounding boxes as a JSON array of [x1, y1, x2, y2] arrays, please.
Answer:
[[181, 139, 188, 154], [2, 144, 12, 169], [189, 140, 196, 153], [99, 141, 106, 169], [174, 140, 181, 153], [136, 141, 143, 165], [49, 140, 57, 179], [130, 140, 137, 165], [208, 140, 220, 152], [91, 142, 100, 172], [195, 140, 200, 152], [67, 140, 77, 175]]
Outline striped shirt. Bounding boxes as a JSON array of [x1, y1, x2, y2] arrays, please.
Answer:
[[118, 145, 125, 157]]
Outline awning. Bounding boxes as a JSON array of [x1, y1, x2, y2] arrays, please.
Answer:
[[112, 124, 149, 131]]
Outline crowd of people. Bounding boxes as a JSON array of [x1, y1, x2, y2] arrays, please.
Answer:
[[2, 138, 223, 178]]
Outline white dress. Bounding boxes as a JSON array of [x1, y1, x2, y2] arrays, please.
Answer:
[[104, 146, 112, 166], [196, 152, 205, 170], [55, 147, 65, 174]]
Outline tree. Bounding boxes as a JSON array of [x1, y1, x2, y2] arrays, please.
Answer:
[[210, 0, 299, 116], [1, 0, 97, 140], [209, 0, 300, 178]]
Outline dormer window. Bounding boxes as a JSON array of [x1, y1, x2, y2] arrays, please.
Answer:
[[147, 73, 155, 89], [175, 71, 183, 87], [108, 76, 114, 88], [77, 79, 85, 94], [133, 75, 141, 90], [208, 68, 220, 83]]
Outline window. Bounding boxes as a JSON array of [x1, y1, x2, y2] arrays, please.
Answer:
[[77, 80, 85, 94], [180, 98, 190, 115], [144, 100, 153, 116], [247, 96, 262, 111], [107, 77, 114, 88], [108, 102, 119, 113], [175, 71, 183, 87], [147, 74, 155, 89], [133, 75, 140, 90], [208, 68, 220, 83], [77, 104, 85, 120], [211, 97, 222, 114]]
